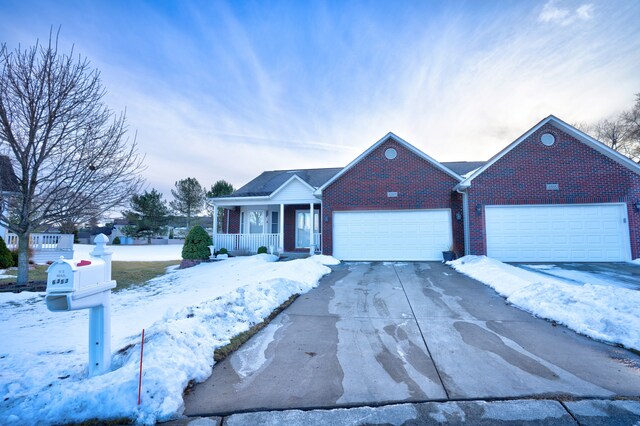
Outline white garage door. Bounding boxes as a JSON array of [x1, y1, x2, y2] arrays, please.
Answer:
[[485, 204, 631, 262], [332, 210, 452, 261]]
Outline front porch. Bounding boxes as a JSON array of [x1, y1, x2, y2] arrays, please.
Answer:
[[211, 202, 323, 255]]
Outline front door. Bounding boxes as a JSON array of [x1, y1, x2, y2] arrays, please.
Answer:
[[295, 210, 319, 248]]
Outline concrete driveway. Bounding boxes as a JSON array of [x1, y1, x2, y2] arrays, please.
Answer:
[[512, 262, 640, 290], [184, 262, 640, 416]]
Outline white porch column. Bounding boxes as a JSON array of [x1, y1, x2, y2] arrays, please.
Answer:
[[212, 205, 218, 237], [279, 204, 285, 254], [309, 203, 314, 255]]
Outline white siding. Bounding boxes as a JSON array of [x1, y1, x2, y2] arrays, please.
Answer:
[[270, 178, 316, 203]]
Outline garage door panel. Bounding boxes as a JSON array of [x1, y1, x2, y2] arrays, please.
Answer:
[[486, 204, 630, 262], [333, 210, 452, 261]]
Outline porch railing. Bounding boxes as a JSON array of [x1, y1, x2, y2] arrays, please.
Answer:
[[5, 233, 74, 251], [213, 233, 280, 253], [212, 232, 323, 254]]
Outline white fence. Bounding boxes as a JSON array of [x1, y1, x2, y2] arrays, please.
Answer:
[[6, 233, 74, 263], [213, 233, 280, 253], [212, 233, 322, 254]]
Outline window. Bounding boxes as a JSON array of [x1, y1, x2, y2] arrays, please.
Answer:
[[240, 212, 245, 234], [249, 211, 264, 234], [271, 211, 279, 234]]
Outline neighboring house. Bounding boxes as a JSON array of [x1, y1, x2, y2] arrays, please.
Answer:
[[0, 155, 20, 241], [0, 156, 74, 262], [210, 116, 640, 262]]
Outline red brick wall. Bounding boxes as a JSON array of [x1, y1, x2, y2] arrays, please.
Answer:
[[466, 122, 640, 259], [228, 208, 240, 234], [321, 137, 462, 255]]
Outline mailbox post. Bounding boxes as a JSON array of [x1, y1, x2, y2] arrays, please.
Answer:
[[45, 234, 116, 377]]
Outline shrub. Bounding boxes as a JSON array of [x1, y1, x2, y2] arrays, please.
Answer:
[[112, 236, 121, 245], [218, 247, 228, 255], [0, 237, 13, 268], [181, 226, 212, 260], [257, 246, 268, 254]]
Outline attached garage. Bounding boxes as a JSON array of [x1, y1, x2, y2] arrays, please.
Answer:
[[332, 209, 452, 261], [485, 204, 631, 262]]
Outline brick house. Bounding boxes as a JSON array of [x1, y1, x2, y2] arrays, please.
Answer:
[[210, 116, 640, 262]]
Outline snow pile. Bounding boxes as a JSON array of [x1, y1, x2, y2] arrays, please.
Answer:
[[0, 254, 337, 425], [0, 269, 15, 279], [448, 256, 640, 351], [73, 244, 183, 261]]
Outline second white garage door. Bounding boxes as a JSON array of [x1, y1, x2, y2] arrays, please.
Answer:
[[332, 210, 452, 261], [485, 203, 631, 262]]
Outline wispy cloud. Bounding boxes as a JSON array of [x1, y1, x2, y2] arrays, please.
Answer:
[[1, 0, 639, 197], [538, 0, 594, 25]]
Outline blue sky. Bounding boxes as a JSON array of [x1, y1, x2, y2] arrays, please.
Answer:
[[1, 0, 639, 198]]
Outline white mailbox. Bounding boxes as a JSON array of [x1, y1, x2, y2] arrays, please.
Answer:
[[45, 234, 116, 376], [46, 258, 115, 309]]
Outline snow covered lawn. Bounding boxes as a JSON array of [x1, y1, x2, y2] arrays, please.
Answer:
[[0, 254, 338, 425], [449, 256, 640, 352]]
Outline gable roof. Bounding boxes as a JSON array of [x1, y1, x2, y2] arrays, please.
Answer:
[[441, 161, 486, 177], [315, 132, 464, 194], [221, 167, 343, 198], [455, 115, 640, 190], [0, 155, 19, 193]]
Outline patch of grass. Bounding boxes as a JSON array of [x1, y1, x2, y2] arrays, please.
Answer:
[[111, 261, 178, 292], [0, 265, 47, 282], [213, 294, 299, 362], [0, 261, 179, 292]]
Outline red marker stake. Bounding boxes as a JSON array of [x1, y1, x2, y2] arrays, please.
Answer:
[[138, 329, 145, 405]]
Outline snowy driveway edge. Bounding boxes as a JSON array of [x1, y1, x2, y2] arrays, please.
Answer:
[[448, 256, 640, 352], [0, 254, 339, 425]]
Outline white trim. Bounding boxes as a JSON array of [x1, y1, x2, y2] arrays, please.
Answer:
[[270, 174, 317, 198], [456, 115, 640, 190], [315, 132, 463, 195]]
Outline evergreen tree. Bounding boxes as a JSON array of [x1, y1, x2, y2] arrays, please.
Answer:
[[171, 178, 205, 228], [182, 225, 212, 260], [206, 180, 235, 232], [123, 189, 170, 239], [0, 236, 13, 268]]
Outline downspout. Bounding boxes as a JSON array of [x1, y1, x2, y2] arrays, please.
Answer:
[[456, 187, 470, 256]]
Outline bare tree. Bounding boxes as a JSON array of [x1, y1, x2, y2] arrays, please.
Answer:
[[0, 32, 144, 284], [622, 93, 640, 161], [590, 118, 637, 160], [578, 93, 640, 163]]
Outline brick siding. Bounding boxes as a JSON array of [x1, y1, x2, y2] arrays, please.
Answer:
[[321, 137, 463, 256], [466, 122, 640, 259]]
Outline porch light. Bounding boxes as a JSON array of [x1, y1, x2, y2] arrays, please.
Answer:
[[455, 211, 462, 221], [635, 201, 640, 212], [324, 215, 329, 223], [475, 204, 482, 215]]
